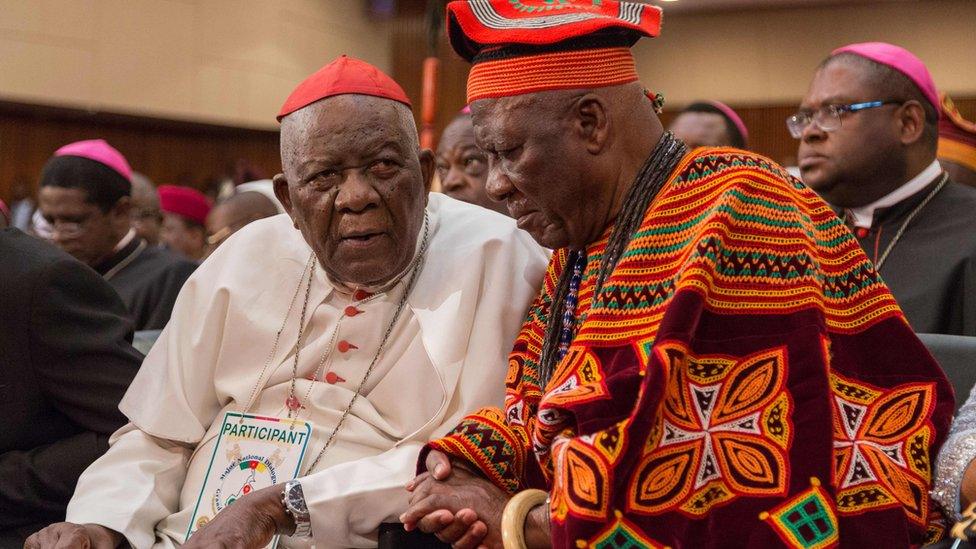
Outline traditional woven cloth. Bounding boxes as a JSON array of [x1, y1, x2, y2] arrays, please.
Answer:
[[422, 148, 954, 547], [939, 93, 976, 172], [446, 0, 661, 103]]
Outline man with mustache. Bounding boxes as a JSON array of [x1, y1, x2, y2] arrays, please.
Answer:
[[794, 42, 976, 336], [401, 2, 953, 548], [26, 56, 547, 549]]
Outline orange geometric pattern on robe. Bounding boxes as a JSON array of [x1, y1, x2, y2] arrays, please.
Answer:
[[424, 148, 952, 547], [830, 372, 937, 527], [627, 342, 791, 517]]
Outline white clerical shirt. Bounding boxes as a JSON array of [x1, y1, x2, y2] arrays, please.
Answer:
[[65, 193, 549, 548]]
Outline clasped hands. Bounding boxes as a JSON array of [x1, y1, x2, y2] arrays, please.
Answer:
[[400, 450, 550, 549]]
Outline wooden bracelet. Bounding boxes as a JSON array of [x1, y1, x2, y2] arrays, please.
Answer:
[[501, 489, 549, 549]]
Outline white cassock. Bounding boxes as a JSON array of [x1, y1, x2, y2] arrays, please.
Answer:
[[65, 193, 549, 548]]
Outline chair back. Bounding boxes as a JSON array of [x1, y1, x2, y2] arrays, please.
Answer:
[[917, 333, 976, 413]]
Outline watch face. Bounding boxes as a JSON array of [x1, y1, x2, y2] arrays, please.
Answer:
[[287, 483, 309, 515]]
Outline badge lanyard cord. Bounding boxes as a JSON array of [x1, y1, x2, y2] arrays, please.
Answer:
[[237, 213, 430, 475]]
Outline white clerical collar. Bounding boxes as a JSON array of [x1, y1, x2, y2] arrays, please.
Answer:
[[114, 228, 137, 252], [847, 160, 943, 229]]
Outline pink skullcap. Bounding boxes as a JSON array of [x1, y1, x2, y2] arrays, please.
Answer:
[[0, 199, 9, 225], [831, 42, 940, 113], [158, 185, 212, 225], [461, 105, 471, 115], [54, 139, 132, 182], [708, 101, 749, 145], [277, 55, 410, 121]]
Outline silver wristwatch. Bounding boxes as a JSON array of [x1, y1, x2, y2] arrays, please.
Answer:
[[281, 480, 313, 538]]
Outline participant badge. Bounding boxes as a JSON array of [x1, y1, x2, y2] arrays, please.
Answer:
[[186, 412, 313, 547]]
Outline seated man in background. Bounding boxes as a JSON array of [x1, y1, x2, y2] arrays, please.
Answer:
[[938, 93, 976, 188], [37, 140, 197, 331], [795, 42, 976, 336], [205, 188, 281, 251], [130, 172, 163, 247], [27, 55, 547, 549], [668, 100, 749, 149], [0, 227, 142, 546], [159, 185, 212, 261], [401, 2, 953, 547], [435, 108, 509, 216]]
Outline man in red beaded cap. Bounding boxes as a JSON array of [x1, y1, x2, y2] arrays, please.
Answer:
[[28, 56, 548, 549], [401, 2, 953, 548], [158, 185, 212, 261]]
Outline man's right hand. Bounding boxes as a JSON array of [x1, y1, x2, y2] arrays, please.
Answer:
[[24, 522, 122, 549]]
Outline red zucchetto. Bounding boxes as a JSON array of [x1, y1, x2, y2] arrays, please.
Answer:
[[277, 55, 411, 121]]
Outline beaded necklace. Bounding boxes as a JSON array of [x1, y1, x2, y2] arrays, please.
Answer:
[[538, 133, 687, 387]]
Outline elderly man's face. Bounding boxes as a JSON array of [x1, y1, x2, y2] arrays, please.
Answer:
[[276, 95, 431, 287], [436, 115, 506, 216]]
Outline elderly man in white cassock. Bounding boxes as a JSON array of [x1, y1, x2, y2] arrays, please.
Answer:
[[26, 56, 548, 549]]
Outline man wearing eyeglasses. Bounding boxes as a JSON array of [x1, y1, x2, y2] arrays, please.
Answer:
[[793, 42, 976, 336], [37, 139, 197, 331]]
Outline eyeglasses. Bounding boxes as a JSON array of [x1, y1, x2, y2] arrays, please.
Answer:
[[786, 100, 902, 139]]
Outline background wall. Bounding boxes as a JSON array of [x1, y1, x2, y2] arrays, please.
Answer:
[[636, 0, 976, 107], [393, 0, 976, 166], [2, 0, 975, 203], [0, 0, 392, 130]]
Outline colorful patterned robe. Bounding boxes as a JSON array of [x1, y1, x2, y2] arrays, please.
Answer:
[[423, 149, 955, 548]]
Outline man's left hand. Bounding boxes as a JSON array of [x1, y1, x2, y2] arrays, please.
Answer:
[[401, 466, 508, 548], [182, 484, 294, 549]]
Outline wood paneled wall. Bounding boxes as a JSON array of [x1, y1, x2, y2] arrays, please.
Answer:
[[0, 101, 280, 202]]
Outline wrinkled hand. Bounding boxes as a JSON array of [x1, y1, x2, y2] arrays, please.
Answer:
[[182, 484, 293, 549], [24, 522, 122, 549], [402, 458, 508, 549]]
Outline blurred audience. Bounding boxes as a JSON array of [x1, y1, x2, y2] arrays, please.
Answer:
[[669, 100, 749, 149], [129, 172, 162, 246], [37, 139, 196, 330], [205, 189, 279, 251], [939, 93, 976, 188], [795, 42, 976, 335], [8, 179, 36, 231], [0, 228, 142, 546], [435, 109, 509, 216], [158, 184, 212, 261], [235, 178, 285, 213]]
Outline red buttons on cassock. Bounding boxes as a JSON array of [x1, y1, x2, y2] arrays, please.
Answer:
[[344, 306, 361, 317], [337, 340, 357, 353], [353, 289, 371, 301], [325, 372, 345, 384], [855, 227, 869, 239]]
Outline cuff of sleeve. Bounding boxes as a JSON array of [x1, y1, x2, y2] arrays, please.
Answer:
[[933, 432, 976, 522]]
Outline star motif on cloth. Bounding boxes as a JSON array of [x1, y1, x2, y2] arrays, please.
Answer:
[[830, 373, 936, 526], [628, 343, 791, 517]]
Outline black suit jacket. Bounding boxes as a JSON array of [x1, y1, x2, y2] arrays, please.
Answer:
[[0, 229, 143, 541]]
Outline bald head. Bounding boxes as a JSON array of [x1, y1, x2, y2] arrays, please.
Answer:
[[469, 81, 662, 248], [273, 94, 432, 287], [206, 191, 279, 249]]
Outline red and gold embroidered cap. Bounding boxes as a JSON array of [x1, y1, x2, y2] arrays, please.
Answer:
[[446, 0, 662, 103], [277, 55, 411, 121], [939, 93, 976, 173]]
